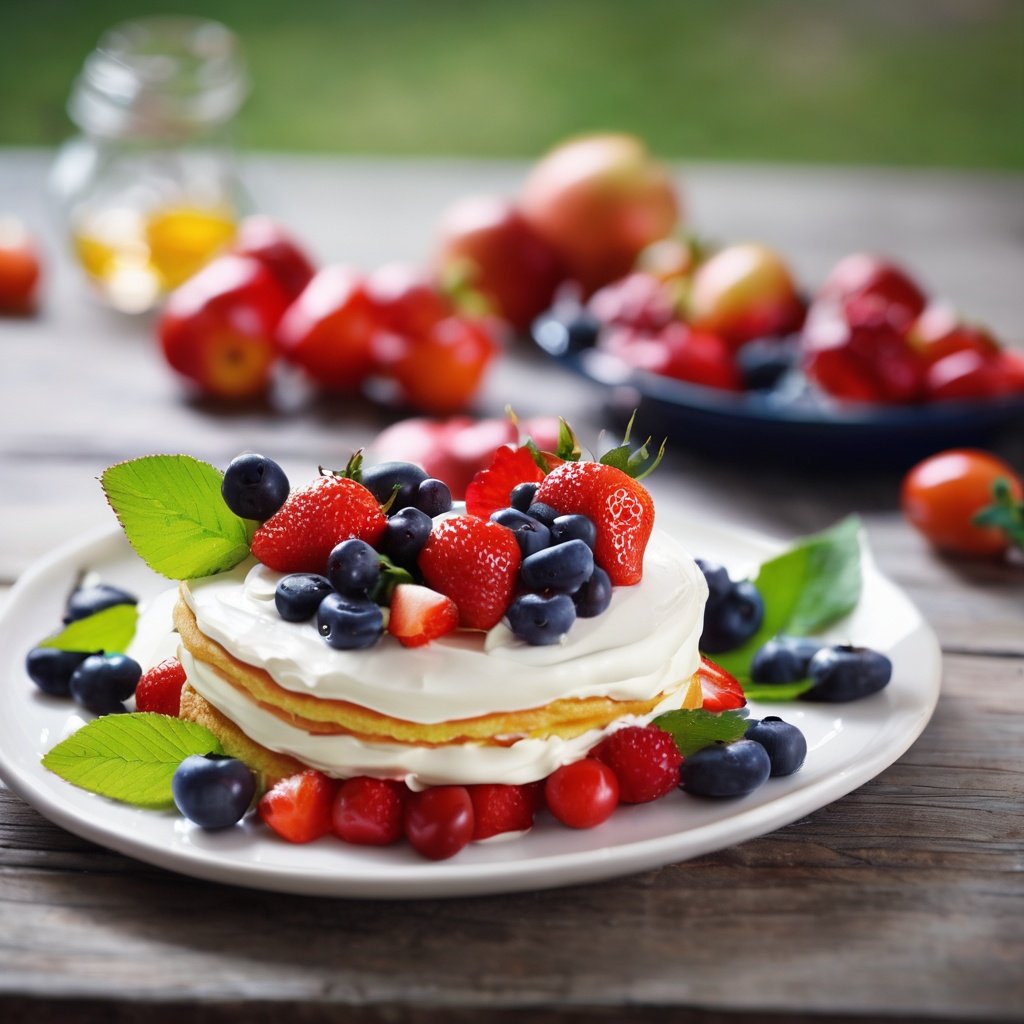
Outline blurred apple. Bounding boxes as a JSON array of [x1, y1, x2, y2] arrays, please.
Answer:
[[432, 196, 563, 331], [816, 253, 926, 329], [909, 303, 1000, 365], [234, 215, 316, 300], [368, 262, 451, 338], [520, 134, 680, 294], [0, 216, 42, 314], [158, 255, 288, 398], [688, 243, 803, 349]]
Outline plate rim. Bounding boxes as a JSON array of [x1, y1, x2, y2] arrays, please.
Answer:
[[0, 519, 942, 899]]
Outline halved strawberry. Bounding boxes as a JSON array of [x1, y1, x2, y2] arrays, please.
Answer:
[[134, 657, 187, 716], [418, 514, 521, 630], [258, 769, 339, 843], [467, 783, 538, 840], [387, 583, 459, 647], [251, 472, 386, 574], [465, 445, 547, 519], [698, 655, 746, 712]]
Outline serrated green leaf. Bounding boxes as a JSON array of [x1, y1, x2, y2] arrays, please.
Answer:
[[39, 604, 138, 654], [41, 713, 225, 808], [101, 455, 253, 580], [714, 516, 862, 684], [555, 418, 583, 462], [742, 680, 816, 702], [653, 708, 750, 757]]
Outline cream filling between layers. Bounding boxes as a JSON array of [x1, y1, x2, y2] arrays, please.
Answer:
[[180, 529, 707, 725]]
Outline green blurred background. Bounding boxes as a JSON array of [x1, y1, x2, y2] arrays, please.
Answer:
[[2, 0, 1022, 168]]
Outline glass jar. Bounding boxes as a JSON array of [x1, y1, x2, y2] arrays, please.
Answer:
[[51, 17, 249, 313]]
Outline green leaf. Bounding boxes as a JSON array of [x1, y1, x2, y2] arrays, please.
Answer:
[[41, 713, 225, 809], [971, 476, 1024, 551], [39, 604, 138, 654], [101, 455, 254, 580], [653, 708, 750, 758], [714, 516, 863, 684], [555, 418, 583, 462], [742, 680, 816, 702]]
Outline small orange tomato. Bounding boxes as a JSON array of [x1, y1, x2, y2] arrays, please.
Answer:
[[0, 216, 42, 314], [900, 449, 1023, 557]]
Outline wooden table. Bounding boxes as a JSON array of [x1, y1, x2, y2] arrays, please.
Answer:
[[1, 150, 1022, 1023]]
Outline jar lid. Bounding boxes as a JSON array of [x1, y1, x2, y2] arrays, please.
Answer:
[[68, 17, 249, 139]]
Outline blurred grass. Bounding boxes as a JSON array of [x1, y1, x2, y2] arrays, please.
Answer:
[[2, 0, 1022, 168]]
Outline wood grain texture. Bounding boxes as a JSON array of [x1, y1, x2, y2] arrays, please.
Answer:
[[1, 150, 1023, 1022]]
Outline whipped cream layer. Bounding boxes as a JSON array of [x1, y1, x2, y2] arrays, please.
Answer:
[[180, 528, 707, 725]]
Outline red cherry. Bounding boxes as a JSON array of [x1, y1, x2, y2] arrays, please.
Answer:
[[925, 349, 1011, 402], [403, 786, 475, 860], [332, 776, 407, 846], [544, 759, 619, 829]]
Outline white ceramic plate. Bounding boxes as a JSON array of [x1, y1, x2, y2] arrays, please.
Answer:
[[0, 514, 941, 899]]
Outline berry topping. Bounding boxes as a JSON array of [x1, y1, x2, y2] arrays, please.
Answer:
[[544, 758, 619, 829], [360, 460, 429, 512], [25, 648, 90, 698], [404, 785, 475, 860], [678, 739, 771, 798], [550, 513, 597, 549], [697, 656, 747, 712], [274, 573, 334, 622], [64, 582, 137, 624], [535, 460, 655, 587], [134, 657, 187, 716], [750, 636, 823, 685], [69, 653, 141, 715], [490, 507, 551, 557], [317, 593, 384, 650], [416, 477, 453, 517], [520, 538, 594, 594], [221, 453, 290, 522], [590, 725, 682, 804], [379, 506, 434, 568], [465, 444, 548, 520], [804, 644, 892, 702], [251, 472, 386, 574], [387, 584, 460, 648], [418, 514, 522, 630], [694, 559, 733, 607], [331, 776, 407, 845], [172, 754, 256, 829], [525, 501, 559, 527], [510, 481, 540, 512], [506, 592, 576, 646], [745, 717, 807, 776], [468, 783, 538, 840], [258, 769, 338, 843], [700, 578, 764, 654], [326, 538, 381, 598], [573, 566, 612, 618]]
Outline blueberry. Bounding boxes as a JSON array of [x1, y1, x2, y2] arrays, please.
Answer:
[[803, 645, 892, 702], [736, 337, 800, 392], [694, 559, 732, 607], [221, 453, 290, 522], [416, 478, 452, 517], [326, 539, 381, 598], [700, 580, 764, 654], [506, 593, 576, 646], [521, 538, 594, 594], [574, 566, 612, 618], [25, 647, 92, 697], [533, 310, 601, 356], [171, 754, 255, 829], [275, 573, 334, 622], [750, 636, 824, 685], [526, 502, 559, 528], [64, 583, 137, 624], [380, 506, 433, 567], [510, 482, 539, 513], [68, 653, 141, 715], [678, 739, 771, 798], [550, 514, 597, 550], [745, 717, 807, 776], [317, 593, 383, 650], [361, 461, 428, 512], [491, 507, 551, 558]]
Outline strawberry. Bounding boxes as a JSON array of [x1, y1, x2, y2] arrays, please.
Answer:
[[418, 515, 521, 630], [465, 445, 547, 519], [535, 460, 655, 586], [387, 583, 459, 647], [331, 776, 407, 846], [134, 657, 186, 716], [698, 655, 747, 712], [590, 724, 682, 803], [258, 769, 338, 843], [467, 783, 538, 840], [251, 472, 386, 574]]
